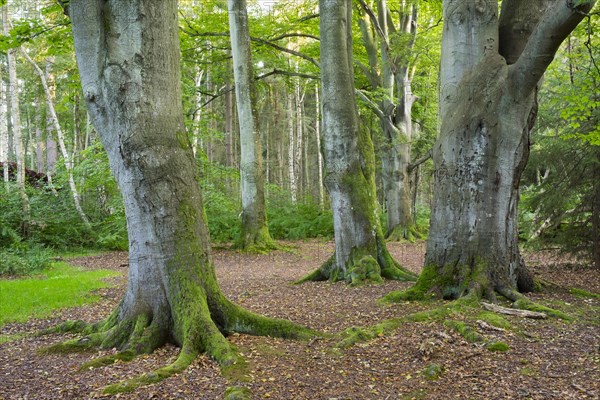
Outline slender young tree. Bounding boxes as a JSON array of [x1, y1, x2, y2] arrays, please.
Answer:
[[21, 48, 90, 226], [47, 1, 314, 393], [3, 2, 29, 233], [228, 0, 277, 251], [388, 0, 596, 303], [299, 0, 416, 285], [0, 70, 8, 184]]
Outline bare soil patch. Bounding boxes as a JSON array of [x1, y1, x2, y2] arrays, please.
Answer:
[[1, 241, 598, 399]]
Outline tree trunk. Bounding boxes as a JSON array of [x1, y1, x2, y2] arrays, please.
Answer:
[[4, 3, 30, 235], [66, 0, 312, 392], [315, 84, 325, 210], [299, 0, 416, 285], [0, 71, 8, 184], [417, 0, 594, 300], [228, 0, 275, 251], [21, 48, 90, 226], [287, 92, 297, 202]]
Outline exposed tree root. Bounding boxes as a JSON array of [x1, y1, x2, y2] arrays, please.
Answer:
[[296, 239, 417, 285], [38, 293, 319, 395], [342, 272, 571, 350]]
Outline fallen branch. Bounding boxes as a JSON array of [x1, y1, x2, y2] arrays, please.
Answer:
[[476, 320, 506, 332], [481, 302, 547, 319]]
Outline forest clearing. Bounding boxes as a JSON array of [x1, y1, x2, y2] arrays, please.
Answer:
[[2, 0, 600, 399], [1, 241, 599, 399]]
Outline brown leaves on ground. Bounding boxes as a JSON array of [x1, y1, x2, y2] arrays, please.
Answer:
[[1, 241, 598, 399]]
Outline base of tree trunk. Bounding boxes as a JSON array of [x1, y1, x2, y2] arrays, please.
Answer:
[[235, 226, 282, 254], [382, 262, 570, 320], [385, 223, 424, 243], [296, 238, 417, 285], [39, 293, 318, 394]]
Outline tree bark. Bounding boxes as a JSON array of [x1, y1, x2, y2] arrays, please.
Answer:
[[65, 0, 312, 392], [228, 0, 276, 251], [315, 84, 325, 210], [299, 0, 416, 285], [417, 0, 595, 300]]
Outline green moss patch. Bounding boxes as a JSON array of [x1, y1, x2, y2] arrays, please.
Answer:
[[477, 311, 512, 330], [569, 288, 600, 299], [423, 363, 444, 380], [486, 341, 510, 352]]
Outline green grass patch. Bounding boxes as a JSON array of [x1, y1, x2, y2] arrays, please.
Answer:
[[0, 262, 120, 327], [486, 341, 510, 352], [570, 288, 600, 299], [0, 333, 25, 344]]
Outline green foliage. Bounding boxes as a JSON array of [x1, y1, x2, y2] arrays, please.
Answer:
[[0, 262, 119, 327], [520, 14, 600, 266], [0, 245, 52, 276], [266, 185, 333, 240]]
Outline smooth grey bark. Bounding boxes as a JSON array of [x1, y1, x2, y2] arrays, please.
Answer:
[[422, 0, 595, 298], [287, 92, 297, 202], [227, 0, 275, 250], [64, 2, 312, 391], [21, 48, 90, 226], [314, 84, 325, 209], [357, 0, 420, 241], [300, 0, 416, 285]]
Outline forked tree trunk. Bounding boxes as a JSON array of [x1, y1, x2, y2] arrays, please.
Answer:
[[299, 0, 416, 285], [417, 0, 595, 300], [228, 0, 276, 251], [66, 1, 312, 392], [357, 0, 420, 241]]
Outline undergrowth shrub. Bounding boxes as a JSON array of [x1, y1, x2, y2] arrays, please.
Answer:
[[267, 185, 333, 240]]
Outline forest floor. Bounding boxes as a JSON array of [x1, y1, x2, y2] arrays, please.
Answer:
[[0, 240, 599, 400]]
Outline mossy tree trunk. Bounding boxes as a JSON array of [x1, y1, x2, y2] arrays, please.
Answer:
[[67, 0, 313, 392], [416, 0, 595, 299], [299, 0, 416, 285], [228, 0, 276, 252]]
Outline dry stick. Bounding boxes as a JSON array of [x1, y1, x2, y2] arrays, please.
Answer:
[[481, 302, 548, 319]]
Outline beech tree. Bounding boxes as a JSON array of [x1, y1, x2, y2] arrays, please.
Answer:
[[356, 0, 423, 241], [47, 0, 314, 393], [227, 0, 277, 251], [388, 0, 596, 303], [299, 0, 416, 285]]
